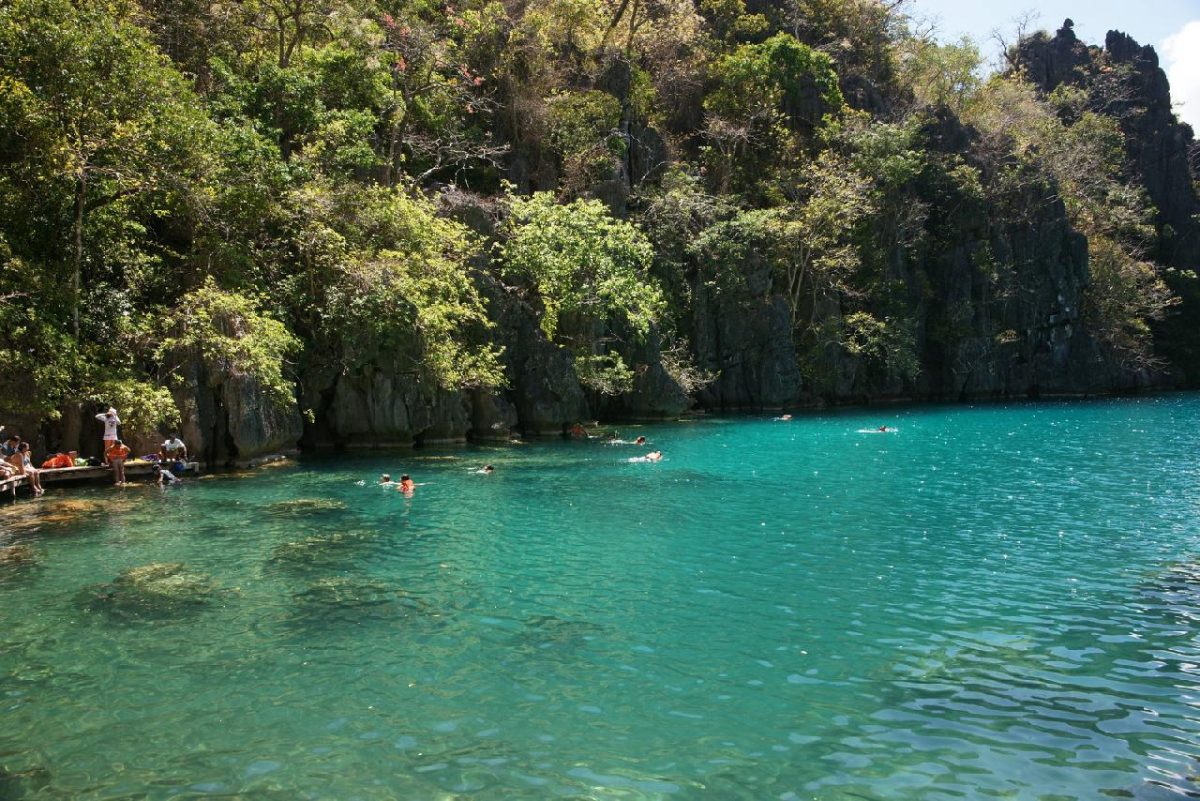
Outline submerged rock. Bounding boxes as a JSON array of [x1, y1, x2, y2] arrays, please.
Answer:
[[0, 544, 37, 566], [0, 764, 51, 799], [512, 615, 605, 652], [266, 529, 380, 571], [264, 498, 347, 517], [293, 576, 423, 611], [77, 562, 219, 619], [285, 577, 426, 629]]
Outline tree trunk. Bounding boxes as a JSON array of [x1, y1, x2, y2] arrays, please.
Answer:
[[61, 402, 83, 454], [73, 174, 85, 339]]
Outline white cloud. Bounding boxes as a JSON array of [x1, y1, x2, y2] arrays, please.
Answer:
[[1162, 20, 1200, 131]]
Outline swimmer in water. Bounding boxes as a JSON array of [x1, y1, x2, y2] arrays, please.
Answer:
[[778, 414, 792, 421], [379, 473, 393, 485], [634, 436, 646, 445], [472, 464, 495, 474], [397, 474, 415, 493], [878, 425, 889, 432]]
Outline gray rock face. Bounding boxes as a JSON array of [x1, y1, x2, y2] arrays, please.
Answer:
[[467, 388, 519, 441], [1015, 22, 1200, 380], [689, 252, 803, 410], [174, 356, 302, 466], [325, 363, 470, 447], [919, 188, 1126, 398], [503, 304, 591, 436], [913, 111, 1158, 400], [1019, 23, 1200, 268]]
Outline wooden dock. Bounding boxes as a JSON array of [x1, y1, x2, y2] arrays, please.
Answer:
[[1, 461, 200, 501]]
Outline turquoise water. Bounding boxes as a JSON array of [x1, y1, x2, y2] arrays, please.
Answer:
[[2, 397, 1200, 800]]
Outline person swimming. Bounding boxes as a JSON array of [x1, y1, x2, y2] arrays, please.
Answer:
[[379, 473, 394, 485], [629, 450, 663, 463], [397, 474, 415, 493], [607, 434, 648, 446], [472, 464, 495, 474], [777, 414, 793, 421]]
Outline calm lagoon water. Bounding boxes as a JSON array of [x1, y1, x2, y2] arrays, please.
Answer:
[[2, 396, 1200, 800]]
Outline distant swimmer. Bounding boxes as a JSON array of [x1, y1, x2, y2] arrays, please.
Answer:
[[397, 474, 416, 493], [473, 464, 495, 474], [878, 425, 889, 432], [777, 414, 793, 421], [606, 434, 647, 446], [629, 450, 663, 463], [379, 473, 394, 485]]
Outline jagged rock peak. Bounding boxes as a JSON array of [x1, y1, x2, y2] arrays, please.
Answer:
[[1104, 29, 1159, 68], [1015, 21, 1090, 92]]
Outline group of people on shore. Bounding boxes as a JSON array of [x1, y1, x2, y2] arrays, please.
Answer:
[[2, 409, 191, 497]]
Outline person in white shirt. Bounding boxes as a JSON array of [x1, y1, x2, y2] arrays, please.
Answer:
[[161, 433, 187, 461], [154, 462, 180, 486], [95, 408, 120, 463]]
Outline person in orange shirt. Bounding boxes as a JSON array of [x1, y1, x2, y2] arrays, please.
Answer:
[[397, 474, 415, 493], [40, 451, 78, 470], [106, 439, 131, 486]]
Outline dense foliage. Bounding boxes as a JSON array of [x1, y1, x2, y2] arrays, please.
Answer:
[[0, 0, 1194, 439]]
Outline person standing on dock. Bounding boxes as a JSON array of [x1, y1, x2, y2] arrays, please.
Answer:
[[96, 408, 120, 463], [106, 439, 131, 486]]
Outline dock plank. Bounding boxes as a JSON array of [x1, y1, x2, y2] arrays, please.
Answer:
[[1, 461, 200, 501]]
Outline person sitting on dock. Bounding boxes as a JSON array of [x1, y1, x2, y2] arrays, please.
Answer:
[[8, 442, 44, 496], [1, 432, 19, 459], [96, 408, 120, 463], [106, 439, 131, 486], [160, 433, 187, 462], [40, 451, 77, 469]]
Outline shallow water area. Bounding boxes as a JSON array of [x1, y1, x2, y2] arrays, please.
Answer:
[[3, 396, 1200, 799]]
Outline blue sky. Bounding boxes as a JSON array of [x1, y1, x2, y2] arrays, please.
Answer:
[[906, 0, 1200, 129]]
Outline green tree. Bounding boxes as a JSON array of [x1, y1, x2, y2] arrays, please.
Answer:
[[704, 33, 843, 193], [0, 0, 214, 339], [501, 192, 664, 392], [284, 181, 504, 389]]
